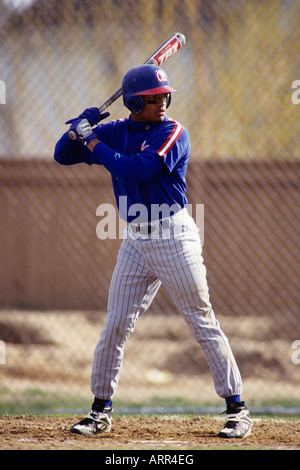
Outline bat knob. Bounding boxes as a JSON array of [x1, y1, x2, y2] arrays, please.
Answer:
[[68, 130, 77, 140]]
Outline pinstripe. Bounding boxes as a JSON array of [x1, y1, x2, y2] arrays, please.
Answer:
[[91, 236, 161, 398], [163, 226, 240, 396], [91, 209, 242, 400]]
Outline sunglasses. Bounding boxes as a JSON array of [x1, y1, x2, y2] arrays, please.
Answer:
[[143, 94, 169, 105]]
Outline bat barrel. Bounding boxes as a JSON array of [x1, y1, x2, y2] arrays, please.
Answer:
[[175, 32, 186, 46]]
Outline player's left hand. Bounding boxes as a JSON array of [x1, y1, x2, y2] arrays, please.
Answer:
[[67, 118, 98, 146], [65, 108, 110, 126]]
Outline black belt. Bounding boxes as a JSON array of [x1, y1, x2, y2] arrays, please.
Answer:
[[130, 219, 171, 235]]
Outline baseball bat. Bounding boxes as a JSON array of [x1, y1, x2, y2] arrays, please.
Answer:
[[68, 32, 185, 139]]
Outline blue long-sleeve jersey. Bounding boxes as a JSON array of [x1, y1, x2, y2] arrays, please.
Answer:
[[54, 115, 190, 222]]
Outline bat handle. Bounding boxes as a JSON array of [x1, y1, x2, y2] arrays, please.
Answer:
[[98, 87, 123, 113], [68, 89, 123, 139]]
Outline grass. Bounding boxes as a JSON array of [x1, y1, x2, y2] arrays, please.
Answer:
[[0, 388, 300, 419]]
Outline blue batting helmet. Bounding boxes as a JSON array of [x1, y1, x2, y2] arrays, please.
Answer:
[[122, 64, 177, 113]]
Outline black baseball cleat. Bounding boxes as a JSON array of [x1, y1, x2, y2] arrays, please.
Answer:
[[218, 401, 253, 438], [70, 399, 113, 436]]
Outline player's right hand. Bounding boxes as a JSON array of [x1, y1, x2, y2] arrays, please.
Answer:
[[65, 108, 110, 126]]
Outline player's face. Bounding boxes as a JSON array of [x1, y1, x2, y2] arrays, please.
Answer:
[[132, 93, 169, 122]]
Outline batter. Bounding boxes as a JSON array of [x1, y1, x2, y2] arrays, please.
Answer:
[[54, 64, 252, 438]]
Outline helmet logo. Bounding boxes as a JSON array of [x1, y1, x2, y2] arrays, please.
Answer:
[[156, 70, 168, 83]]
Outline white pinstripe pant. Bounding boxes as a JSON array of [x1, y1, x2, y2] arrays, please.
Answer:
[[91, 209, 242, 400]]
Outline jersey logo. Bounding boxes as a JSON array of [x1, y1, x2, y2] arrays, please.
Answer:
[[140, 140, 150, 151]]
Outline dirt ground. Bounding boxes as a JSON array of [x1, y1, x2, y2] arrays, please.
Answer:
[[0, 415, 299, 450]]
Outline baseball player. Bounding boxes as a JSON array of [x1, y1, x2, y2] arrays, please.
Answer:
[[54, 64, 252, 438]]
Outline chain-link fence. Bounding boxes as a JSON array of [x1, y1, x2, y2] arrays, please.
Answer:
[[0, 0, 299, 414]]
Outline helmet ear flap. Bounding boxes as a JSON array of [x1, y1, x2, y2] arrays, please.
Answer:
[[166, 93, 171, 109], [126, 95, 144, 114]]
